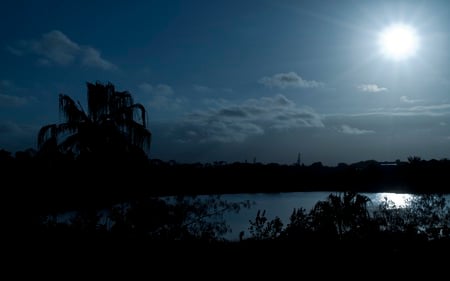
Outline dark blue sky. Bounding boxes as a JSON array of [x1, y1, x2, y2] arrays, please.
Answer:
[[1, 0, 449, 165]]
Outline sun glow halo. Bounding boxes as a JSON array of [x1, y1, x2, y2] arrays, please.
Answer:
[[378, 23, 419, 61]]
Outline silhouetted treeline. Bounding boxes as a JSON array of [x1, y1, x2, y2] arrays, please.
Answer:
[[3, 149, 450, 200], [3, 151, 450, 190], [147, 157, 450, 194]]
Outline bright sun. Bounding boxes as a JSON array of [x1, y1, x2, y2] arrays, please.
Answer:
[[378, 23, 419, 61]]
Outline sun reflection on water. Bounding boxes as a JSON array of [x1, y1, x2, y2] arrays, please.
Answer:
[[376, 193, 413, 208]]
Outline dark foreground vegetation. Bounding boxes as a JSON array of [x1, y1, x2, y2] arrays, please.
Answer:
[[4, 151, 450, 250]]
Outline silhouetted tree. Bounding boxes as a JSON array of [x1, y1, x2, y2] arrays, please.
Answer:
[[310, 192, 372, 239], [405, 194, 449, 240], [248, 210, 283, 240], [37, 82, 151, 163], [373, 197, 409, 235], [408, 156, 422, 164], [282, 207, 312, 240]]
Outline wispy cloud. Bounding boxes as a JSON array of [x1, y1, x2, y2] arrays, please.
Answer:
[[5, 46, 23, 56], [154, 84, 174, 96], [177, 94, 323, 143], [138, 82, 182, 109], [398, 104, 450, 115], [259, 72, 324, 89], [138, 82, 154, 93], [409, 104, 450, 111], [193, 84, 233, 94], [0, 80, 36, 107], [0, 121, 27, 134], [7, 30, 117, 70], [81, 47, 117, 70], [0, 94, 34, 107], [400, 95, 422, 104], [149, 95, 185, 109], [222, 88, 233, 93], [339, 124, 374, 135], [193, 84, 212, 93], [0, 80, 14, 88], [357, 84, 387, 92], [327, 104, 450, 118], [139, 83, 174, 96], [28, 30, 80, 65]]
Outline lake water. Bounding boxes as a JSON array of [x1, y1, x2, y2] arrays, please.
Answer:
[[220, 192, 414, 241]]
